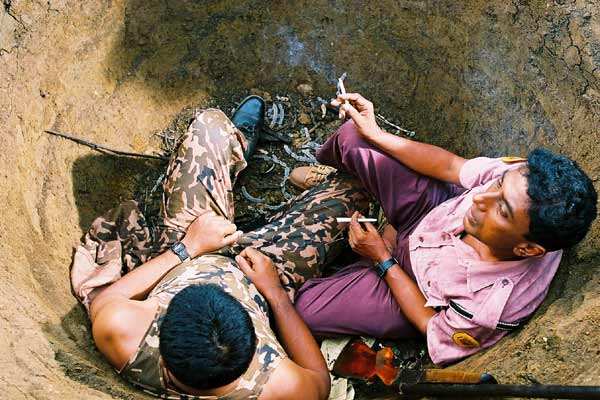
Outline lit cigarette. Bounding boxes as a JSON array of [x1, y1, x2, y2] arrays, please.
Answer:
[[338, 77, 347, 95], [336, 217, 377, 223], [337, 72, 349, 106]]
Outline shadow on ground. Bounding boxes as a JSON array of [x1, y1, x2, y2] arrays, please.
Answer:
[[72, 154, 165, 231]]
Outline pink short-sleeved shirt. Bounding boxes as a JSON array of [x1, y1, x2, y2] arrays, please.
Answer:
[[410, 157, 562, 365]]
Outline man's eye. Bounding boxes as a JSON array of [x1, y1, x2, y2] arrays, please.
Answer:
[[499, 203, 508, 218]]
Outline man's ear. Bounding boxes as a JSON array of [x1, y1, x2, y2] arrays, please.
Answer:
[[514, 242, 546, 258]]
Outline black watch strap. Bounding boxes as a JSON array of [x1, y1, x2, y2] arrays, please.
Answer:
[[375, 257, 397, 278], [170, 241, 191, 262]]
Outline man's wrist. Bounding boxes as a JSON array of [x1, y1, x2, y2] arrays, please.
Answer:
[[372, 250, 393, 264], [374, 257, 398, 278], [263, 287, 289, 304], [180, 237, 202, 259], [365, 126, 385, 141], [170, 240, 191, 262]]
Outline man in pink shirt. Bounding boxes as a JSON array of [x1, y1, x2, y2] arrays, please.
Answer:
[[293, 93, 597, 365]]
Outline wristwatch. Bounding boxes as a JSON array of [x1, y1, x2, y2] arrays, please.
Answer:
[[374, 257, 398, 278], [170, 241, 191, 262]]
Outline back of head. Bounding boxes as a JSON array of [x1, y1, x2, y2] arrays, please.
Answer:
[[159, 284, 257, 390], [526, 148, 597, 251]]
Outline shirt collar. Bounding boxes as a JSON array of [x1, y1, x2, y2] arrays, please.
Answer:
[[452, 237, 532, 292]]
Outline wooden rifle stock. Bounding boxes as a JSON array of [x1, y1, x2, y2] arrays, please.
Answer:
[[332, 340, 490, 386]]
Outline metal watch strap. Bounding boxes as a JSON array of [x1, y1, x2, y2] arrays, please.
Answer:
[[375, 257, 398, 278], [170, 241, 191, 262]]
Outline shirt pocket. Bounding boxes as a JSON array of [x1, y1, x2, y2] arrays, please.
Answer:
[[409, 232, 452, 250]]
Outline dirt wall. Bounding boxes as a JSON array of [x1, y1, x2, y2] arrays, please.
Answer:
[[1, 1, 598, 399]]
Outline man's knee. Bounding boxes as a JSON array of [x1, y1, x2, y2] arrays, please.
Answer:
[[336, 120, 371, 149], [190, 108, 231, 133], [317, 120, 370, 162], [186, 108, 235, 149]]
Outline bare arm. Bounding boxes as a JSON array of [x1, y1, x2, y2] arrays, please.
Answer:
[[89, 211, 243, 369], [236, 248, 330, 400], [348, 212, 436, 334], [333, 93, 467, 185], [89, 211, 242, 321], [382, 263, 436, 334], [265, 290, 329, 384], [90, 247, 183, 369], [89, 250, 181, 322]]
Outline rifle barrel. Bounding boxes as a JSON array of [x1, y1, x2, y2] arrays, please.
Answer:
[[399, 383, 600, 399]]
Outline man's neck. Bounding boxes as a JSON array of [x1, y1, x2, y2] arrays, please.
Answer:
[[461, 233, 519, 262], [162, 365, 240, 396]]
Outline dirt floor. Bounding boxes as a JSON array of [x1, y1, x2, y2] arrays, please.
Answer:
[[1, 1, 599, 399]]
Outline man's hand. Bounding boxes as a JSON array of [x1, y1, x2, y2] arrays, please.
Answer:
[[235, 248, 283, 300], [331, 93, 383, 140], [181, 211, 242, 258], [348, 211, 391, 264]]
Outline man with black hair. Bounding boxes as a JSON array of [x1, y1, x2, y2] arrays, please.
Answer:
[[158, 284, 258, 391], [291, 92, 598, 365], [72, 99, 369, 398]]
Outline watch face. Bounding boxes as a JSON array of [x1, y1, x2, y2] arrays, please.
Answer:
[[171, 241, 189, 261], [172, 242, 183, 252]]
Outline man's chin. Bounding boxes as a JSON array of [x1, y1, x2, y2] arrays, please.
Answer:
[[462, 214, 472, 232]]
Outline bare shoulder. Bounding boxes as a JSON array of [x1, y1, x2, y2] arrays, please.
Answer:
[[91, 297, 158, 370], [259, 358, 328, 400]]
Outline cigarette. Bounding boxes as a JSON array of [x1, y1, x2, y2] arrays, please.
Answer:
[[338, 77, 347, 95], [336, 217, 377, 223], [337, 72, 349, 106]]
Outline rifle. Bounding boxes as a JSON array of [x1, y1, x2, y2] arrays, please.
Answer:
[[332, 339, 600, 399]]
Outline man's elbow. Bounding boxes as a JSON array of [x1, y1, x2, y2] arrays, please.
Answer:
[[308, 370, 331, 400], [318, 372, 331, 400], [294, 370, 330, 400]]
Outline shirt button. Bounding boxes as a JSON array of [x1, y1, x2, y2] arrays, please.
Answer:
[[501, 279, 510, 287], [419, 236, 424, 242], [427, 281, 431, 287]]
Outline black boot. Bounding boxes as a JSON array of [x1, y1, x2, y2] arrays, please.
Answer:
[[231, 95, 265, 159]]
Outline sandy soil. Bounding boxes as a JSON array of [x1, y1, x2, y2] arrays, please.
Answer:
[[1, 1, 599, 399]]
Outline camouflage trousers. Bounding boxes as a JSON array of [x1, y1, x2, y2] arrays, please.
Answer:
[[71, 109, 370, 309]]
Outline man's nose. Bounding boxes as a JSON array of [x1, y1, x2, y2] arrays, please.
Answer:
[[472, 191, 500, 210]]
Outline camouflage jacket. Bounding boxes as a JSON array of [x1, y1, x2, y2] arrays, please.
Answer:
[[120, 254, 286, 399]]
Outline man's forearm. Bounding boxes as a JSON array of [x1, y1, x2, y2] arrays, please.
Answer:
[[267, 290, 328, 371], [90, 250, 181, 320], [384, 264, 436, 335], [367, 130, 466, 185], [266, 290, 330, 392]]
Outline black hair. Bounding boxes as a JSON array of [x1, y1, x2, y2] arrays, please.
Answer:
[[159, 284, 257, 390], [525, 148, 597, 251]]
